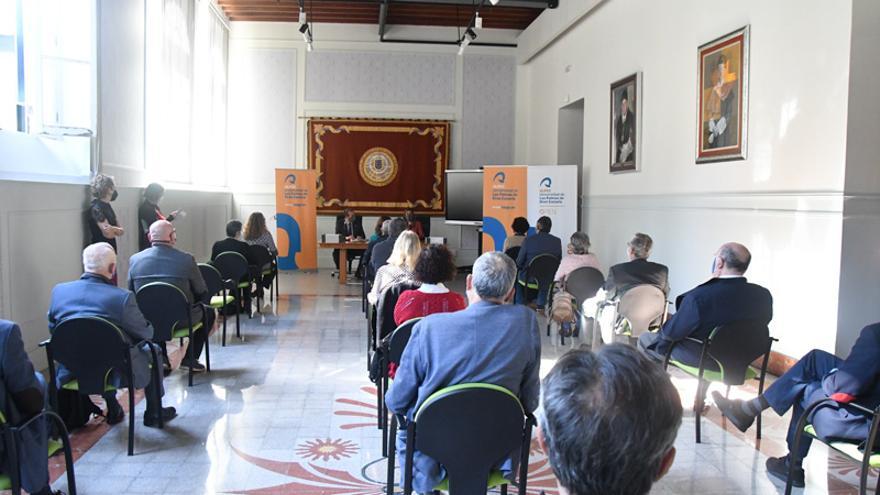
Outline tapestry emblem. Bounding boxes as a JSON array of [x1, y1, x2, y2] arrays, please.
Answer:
[[358, 147, 399, 187]]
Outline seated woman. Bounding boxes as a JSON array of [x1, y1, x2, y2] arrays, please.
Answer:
[[369, 216, 391, 243], [502, 216, 530, 252], [554, 232, 601, 284], [393, 244, 467, 325], [243, 212, 277, 295], [367, 231, 421, 305]]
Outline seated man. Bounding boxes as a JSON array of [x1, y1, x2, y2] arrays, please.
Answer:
[[370, 217, 408, 275], [386, 251, 541, 493], [515, 215, 562, 308], [130, 221, 214, 372], [638, 242, 772, 369], [0, 320, 60, 495], [540, 344, 682, 495], [714, 322, 880, 487], [211, 219, 259, 311], [48, 242, 175, 427], [333, 208, 366, 275]]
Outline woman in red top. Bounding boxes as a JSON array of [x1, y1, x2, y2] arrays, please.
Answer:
[[393, 244, 466, 325]]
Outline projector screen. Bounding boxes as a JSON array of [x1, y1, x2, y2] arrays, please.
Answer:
[[445, 170, 483, 224]]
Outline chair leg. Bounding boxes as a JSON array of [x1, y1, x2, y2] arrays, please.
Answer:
[[49, 413, 77, 495], [501, 484, 508, 495], [128, 387, 135, 456], [4, 430, 21, 494], [381, 375, 389, 457], [221, 307, 227, 347], [377, 375, 384, 430], [236, 289, 242, 340], [694, 380, 707, 444], [386, 415, 398, 495], [205, 331, 211, 372]]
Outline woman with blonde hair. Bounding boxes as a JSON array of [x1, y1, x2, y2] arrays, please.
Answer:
[[368, 230, 421, 305]]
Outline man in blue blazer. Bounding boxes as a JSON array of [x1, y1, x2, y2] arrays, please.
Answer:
[[386, 251, 542, 494], [515, 216, 562, 307], [638, 242, 773, 369], [48, 242, 175, 427], [715, 322, 880, 487]]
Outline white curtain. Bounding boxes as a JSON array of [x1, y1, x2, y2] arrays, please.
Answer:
[[191, 1, 228, 186]]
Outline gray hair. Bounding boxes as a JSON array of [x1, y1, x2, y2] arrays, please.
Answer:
[[541, 345, 682, 495], [472, 251, 516, 300], [381, 219, 392, 236], [83, 242, 116, 273], [569, 232, 591, 255], [628, 233, 653, 259]]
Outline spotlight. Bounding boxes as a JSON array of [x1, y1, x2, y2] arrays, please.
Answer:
[[489, 0, 499, 4], [299, 23, 310, 43], [298, 9, 306, 24], [465, 28, 477, 41], [307, 41, 313, 52], [458, 36, 470, 56], [475, 13, 483, 29]]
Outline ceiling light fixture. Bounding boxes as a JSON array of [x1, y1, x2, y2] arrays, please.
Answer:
[[489, 0, 499, 5], [475, 13, 483, 29], [298, 9, 307, 24]]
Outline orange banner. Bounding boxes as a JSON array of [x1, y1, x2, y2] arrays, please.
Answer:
[[482, 166, 527, 253], [275, 169, 317, 270]]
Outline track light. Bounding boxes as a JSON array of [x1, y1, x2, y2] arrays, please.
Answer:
[[307, 41, 313, 52], [299, 22, 310, 43], [475, 13, 483, 29], [457, 37, 470, 56], [298, 10, 306, 24], [465, 28, 477, 41]]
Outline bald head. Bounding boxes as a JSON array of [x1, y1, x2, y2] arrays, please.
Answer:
[[715, 242, 751, 275], [83, 242, 117, 278], [149, 220, 175, 245]]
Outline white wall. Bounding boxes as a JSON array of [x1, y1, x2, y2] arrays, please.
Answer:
[[227, 22, 518, 267], [516, 0, 854, 358]]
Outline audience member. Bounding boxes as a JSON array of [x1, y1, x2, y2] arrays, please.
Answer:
[[48, 242, 175, 427], [333, 208, 366, 274], [403, 208, 425, 241], [87, 173, 124, 254], [130, 221, 214, 373], [244, 212, 277, 293], [367, 231, 421, 305], [540, 345, 681, 495], [713, 322, 880, 487], [502, 216, 530, 252], [138, 182, 180, 251], [212, 220, 259, 307], [393, 244, 466, 325], [638, 242, 772, 370], [363, 219, 391, 281], [386, 251, 541, 493], [604, 233, 669, 299], [0, 320, 59, 495], [369, 216, 392, 243], [554, 232, 601, 283], [370, 217, 408, 274], [515, 216, 562, 307]]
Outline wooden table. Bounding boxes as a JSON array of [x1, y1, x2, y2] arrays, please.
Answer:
[[319, 241, 369, 284]]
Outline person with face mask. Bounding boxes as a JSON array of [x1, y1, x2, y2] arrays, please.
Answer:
[[138, 183, 182, 251], [87, 174, 125, 252], [637, 242, 773, 370]]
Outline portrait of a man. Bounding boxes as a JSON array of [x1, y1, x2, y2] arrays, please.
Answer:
[[610, 73, 641, 173], [697, 26, 749, 163]]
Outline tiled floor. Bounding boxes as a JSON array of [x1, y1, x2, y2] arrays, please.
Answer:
[[49, 271, 877, 494]]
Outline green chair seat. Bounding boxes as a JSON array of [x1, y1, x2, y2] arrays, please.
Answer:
[[669, 360, 758, 384], [804, 425, 880, 468], [237, 281, 250, 289], [210, 294, 235, 308], [261, 269, 273, 276], [172, 321, 204, 339], [516, 279, 539, 290], [434, 470, 510, 491], [61, 379, 117, 393]]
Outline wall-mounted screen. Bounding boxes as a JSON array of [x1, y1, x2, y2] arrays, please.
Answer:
[[444, 169, 483, 225]]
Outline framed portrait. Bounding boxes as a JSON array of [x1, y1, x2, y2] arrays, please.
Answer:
[[610, 72, 641, 173], [697, 25, 749, 163]]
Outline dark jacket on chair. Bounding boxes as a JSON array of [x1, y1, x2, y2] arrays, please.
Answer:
[[650, 277, 772, 363], [604, 258, 670, 299], [47, 273, 155, 389], [515, 232, 562, 271], [130, 244, 209, 305]]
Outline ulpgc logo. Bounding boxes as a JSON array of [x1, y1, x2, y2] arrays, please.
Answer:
[[285, 174, 297, 186], [493, 171, 506, 185], [539, 177, 552, 188]]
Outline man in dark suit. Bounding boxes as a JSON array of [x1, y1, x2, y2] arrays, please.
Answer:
[[130, 220, 214, 373], [211, 220, 259, 309], [370, 217, 408, 274], [714, 323, 880, 487], [333, 208, 366, 275], [614, 89, 636, 164], [637, 242, 772, 369], [604, 233, 669, 299], [515, 216, 562, 307], [386, 251, 541, 493], [48, 242, 175, 427]]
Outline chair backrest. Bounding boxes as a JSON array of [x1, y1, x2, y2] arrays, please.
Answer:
[[377, 282, 419, 340], [525, 253, 560, 292], [706, 321, 771, 386], [50, 317, 130, 394], [135, 282, 191, 341], [198, 263, 223, 297], [213, 251, 249, 282], [563, 266, 605, 306], [388, 317, 422, 364], [414, 383, 527, 494], [617, 284, 667, 337], [504, 246, 521, 262], [247, 244, 274, 267]]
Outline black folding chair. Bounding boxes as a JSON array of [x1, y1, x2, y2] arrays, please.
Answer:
[[388, 383, 534, 495], [42, 316, 163, 455], [787, 398, 880, 495], [213, 251, 249, 339], [517, 253, 559, 309], [199, 263, 232, 347], [377, 317, 422, 456], [135, 282, 210, 387], [373, 282, 419, 429], [546, 266, 604, 344], [504, 246, 521, 262], [663, 321, 775, 443], [0, 403, 77, 494], [247, 244, 276, 311]]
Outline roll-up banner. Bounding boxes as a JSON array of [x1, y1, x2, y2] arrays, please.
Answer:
[[482, 166, 528, 253], [527, 165, 579, 251], [275, 169, 318, 270]]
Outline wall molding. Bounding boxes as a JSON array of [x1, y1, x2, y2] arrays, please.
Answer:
[[585, 190, 847, 215]]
